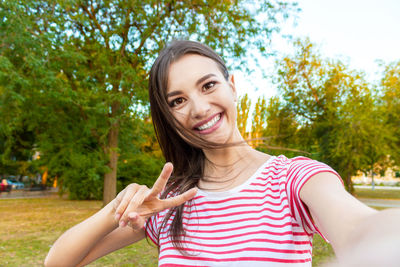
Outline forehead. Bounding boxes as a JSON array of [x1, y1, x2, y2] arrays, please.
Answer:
[[167, 54, 222, 92]]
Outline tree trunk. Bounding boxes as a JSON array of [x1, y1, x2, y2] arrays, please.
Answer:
[[371, 170, 375, 190], [346, 173, 354, 195], [103, 122, 119, 206]]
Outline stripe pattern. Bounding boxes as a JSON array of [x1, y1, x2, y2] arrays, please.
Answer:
[[145, 155, 340, 266]]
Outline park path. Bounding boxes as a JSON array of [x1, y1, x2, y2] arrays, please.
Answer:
[[354, 185, 400, 190], [0, 188, 57, 199], [354, 185, 400, 207]]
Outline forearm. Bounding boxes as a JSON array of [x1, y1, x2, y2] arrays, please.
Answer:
[[335, 208, 400, 266], [45, 200, 118, 267], [77, 226, 146, 266]]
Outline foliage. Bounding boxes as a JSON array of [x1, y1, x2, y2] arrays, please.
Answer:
[[236, 93, 251, 138], [234, 40, 398, 194], [271, 38, 391, 192], [251, 96, 267, 146], [0, 0, 297, 202], [0, 126, 36, 177], [380, 60, 400, 166], [260, 96, 304, 157], [0, 0, 50, 178], [117, 117, 164, 192]]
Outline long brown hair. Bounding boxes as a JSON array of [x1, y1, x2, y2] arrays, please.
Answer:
[[148, 40, 230, 251]]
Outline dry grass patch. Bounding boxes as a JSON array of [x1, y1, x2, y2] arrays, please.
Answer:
[[0, 197, 157, 266]]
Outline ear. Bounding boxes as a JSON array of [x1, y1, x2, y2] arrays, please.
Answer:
[[228, 74, 237, 102]]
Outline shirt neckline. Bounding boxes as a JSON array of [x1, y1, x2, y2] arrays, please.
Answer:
[[196, 156, 276, 198]]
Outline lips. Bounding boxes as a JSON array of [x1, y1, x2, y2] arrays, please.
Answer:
[[193, 113, 223, 133]]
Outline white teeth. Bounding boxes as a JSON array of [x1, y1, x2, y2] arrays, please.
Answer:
[[197, 114, 221, 131]]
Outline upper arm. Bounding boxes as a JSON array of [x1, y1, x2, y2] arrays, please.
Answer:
[[299, 172, 376, 255], [78, 227, 146, 266]]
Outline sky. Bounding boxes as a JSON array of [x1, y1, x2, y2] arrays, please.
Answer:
[[235, 0, 400, 100]]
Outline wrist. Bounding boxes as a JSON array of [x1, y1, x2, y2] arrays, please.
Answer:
[[97, 199, 119, 229]]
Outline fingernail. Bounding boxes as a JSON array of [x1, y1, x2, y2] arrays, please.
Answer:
[[119, 220, 126, 227], [115, 213, 121, 221]]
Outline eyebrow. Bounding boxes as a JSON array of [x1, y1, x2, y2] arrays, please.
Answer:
[[166, 73, 217, 98], [195, 73, 216, 87]]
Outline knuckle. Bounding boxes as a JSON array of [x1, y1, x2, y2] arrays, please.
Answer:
[[127, 183, 138, 190], [120, 215, 128, 223], [120, 198, 129, 205], [112, 201, 119, 212], [116, 199, 128, 212], [139, 185, 149, 191]]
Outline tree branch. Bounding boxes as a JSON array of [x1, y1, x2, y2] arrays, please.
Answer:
[[79, 3, 109, 50]]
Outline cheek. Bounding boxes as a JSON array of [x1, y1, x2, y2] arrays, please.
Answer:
[[172, 110, 189, 125], [225, 97, 237, 115], [227, 101, 238, 124]]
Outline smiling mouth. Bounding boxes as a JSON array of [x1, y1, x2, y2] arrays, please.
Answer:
[[195, 113, 221, 131]]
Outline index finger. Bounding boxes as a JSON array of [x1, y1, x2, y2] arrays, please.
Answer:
[[147, 162, 173, 198], [161, 187, 198, 210]]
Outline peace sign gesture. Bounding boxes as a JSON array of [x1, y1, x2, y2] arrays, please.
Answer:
[[113, 163, 197, 229]]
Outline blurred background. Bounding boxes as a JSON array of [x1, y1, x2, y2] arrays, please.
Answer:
[[0, 0, 399, 265]]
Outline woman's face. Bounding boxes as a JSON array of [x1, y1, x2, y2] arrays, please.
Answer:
[[166, 54, 239, 144]]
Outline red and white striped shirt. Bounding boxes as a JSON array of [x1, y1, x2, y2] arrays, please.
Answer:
[[145, 155, 341, 266]]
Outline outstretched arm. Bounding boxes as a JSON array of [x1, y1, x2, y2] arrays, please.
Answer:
[[300, 172, 400, 265]]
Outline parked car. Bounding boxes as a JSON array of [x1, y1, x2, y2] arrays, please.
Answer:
[[7, 179, 25, 189], [0, 179, 12, 192]]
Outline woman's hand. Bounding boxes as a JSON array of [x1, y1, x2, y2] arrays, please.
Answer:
[[113, 162, 197, 229]]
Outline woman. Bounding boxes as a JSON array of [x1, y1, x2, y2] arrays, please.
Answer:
[[45, 40, 400, 267]]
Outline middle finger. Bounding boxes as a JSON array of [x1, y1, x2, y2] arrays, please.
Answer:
[[119, 185, 149, 227], [115, 184, 139, 220]]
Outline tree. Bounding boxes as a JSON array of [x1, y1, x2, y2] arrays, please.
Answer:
[[381, 60, 400, 166], [261, 96, 302, 157], [0, 0, 297, 204], [0, 126, 36, 178], [273, 38, 387, 192], [236, 93, 251, 139], [251, 96, 267, 147]]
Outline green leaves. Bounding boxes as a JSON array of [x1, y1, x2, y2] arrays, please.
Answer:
[[0, 0, 296, 201], [272, 38, 396, 192]]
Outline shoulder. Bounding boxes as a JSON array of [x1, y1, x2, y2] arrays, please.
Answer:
[[286, 156, 338, 177], [265, 155, 341, 188], [261, 154, 319, 172]]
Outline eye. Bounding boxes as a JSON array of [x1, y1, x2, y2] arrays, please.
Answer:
[[169, 97, 185, 107], [202, 81, 216, 92]]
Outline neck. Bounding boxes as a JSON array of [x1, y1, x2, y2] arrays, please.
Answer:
[[200, 140, 270, 191], [203, 142, 253, 167], [202, 127, 249, 166]]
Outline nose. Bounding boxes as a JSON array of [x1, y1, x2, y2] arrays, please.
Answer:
[[190, 95, 211, 119]]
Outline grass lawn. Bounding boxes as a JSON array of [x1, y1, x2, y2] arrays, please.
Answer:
[[353, 187, 400, 199], [0, 197, 158, 267], [9, 192, 399, 266]]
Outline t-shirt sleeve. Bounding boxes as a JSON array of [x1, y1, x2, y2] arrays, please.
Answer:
[[285, 156, 342, 241], [144, 214, 159, 247]]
